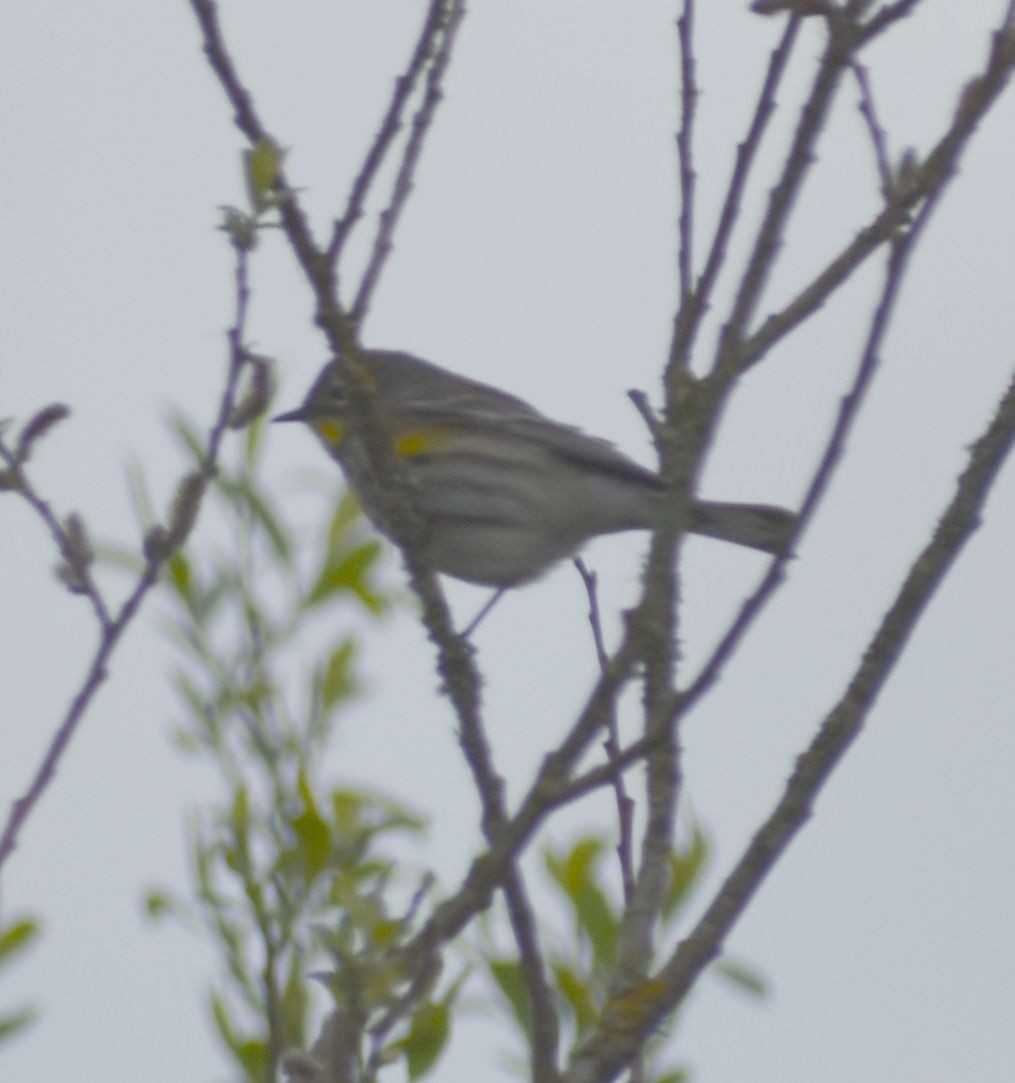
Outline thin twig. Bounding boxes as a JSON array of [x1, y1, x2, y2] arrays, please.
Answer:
[[678, 167, 950, 739], [669, 17, 801, 369], [327, 0, 448, 269], [626, 389, 662, 448], [0, 442, 112, 631], [858, 0, 926, 43], [851, 61, 894, 199], [398, 626, 645, 973], [741, 11, 1015, 369], [350, 1, 466, 325], [675, 0, 698, 313], [715, 11, 855, 377], [0, 240, 253, 873], [574, 559, 636, 903]]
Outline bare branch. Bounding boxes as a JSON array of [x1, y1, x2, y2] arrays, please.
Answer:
[[574, 558, 636, 903], [677, 177, 940, 735], [0, 239, 253, 873], [187, 0, 323, 279], [675, 0, 698, 314], [328, 0, 448, 269], [670, 17, 801, 369], [858, 0, 927, 43], [565, 358, 1015, 1082], [851, 61, 895, 199], [0, 439, 111, 631], [350, 1, 466, 325], [742, 15, 1015, 368], [715, 13, 856, 375]]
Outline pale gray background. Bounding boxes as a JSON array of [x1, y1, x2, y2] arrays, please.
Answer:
[[2, 2, 1014, 1081]]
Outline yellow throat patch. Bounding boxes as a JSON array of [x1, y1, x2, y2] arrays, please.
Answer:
[[312, 418, 345, 445], [311, 418, 449, 458]]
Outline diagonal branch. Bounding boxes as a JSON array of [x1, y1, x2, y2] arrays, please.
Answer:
[[851, 60, 894, 198], [741, 5, 1015, 370], [0, 238, 254, 874], [715, 11, 856, 374], [351, 1, 466, 325], [565, 357, 1015, 1082], [328, 0, 449, 269], [677, 170, 947, 728]]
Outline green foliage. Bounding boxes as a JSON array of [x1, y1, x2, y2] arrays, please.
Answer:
[[0, 915, 41, 1046], [135, 404, 767, 1083], [142, 407, 454, 1082], [401, 1000, 449, 1080], [545, 837, 620, 970], [244, 137, 286, 214], [488, 958, 531, 1040], [485, 818, 766, 1082], [713, 957, 769, 1000]]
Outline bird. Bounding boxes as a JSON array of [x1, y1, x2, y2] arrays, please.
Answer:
[[275, 349, 795, 588]]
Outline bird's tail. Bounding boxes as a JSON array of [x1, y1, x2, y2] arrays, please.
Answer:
[[690, 501, 796, 554]]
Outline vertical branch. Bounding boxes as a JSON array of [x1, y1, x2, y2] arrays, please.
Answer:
[[674, 0, 698, 318], [669, 17, 801, 369], [574, 559, 636, 903]]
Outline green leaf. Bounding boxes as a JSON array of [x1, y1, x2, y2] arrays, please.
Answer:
[[571, 883, 619, 968], [545, 838, 619, 966], [210, 992, 268, 1081], [244, 409, 267, 471], [230, 785, 250, 839], [166, 550, 192, 601], [663, 823, 709, 920], [217, 475, 292, 565], [713, 957, 769, 1000], [305, 540, 384, 612], [124, 456, 155, 528], [168, 411, 206, 468], [326, 490, 363, 549], [320, 639, 357, 711], [0, 918, 40, 963], [171, 669, 218, 743], [245, 137, 283, 212], [653, 1069, 691, 1083], [330, 788, 425, 839], [281, 960, 309, 1047], [402, 1000, 449, 1080], [291, 772, 330, 878], [0, 1007, 37, 1045], [142, 891, 176, 922], [488, 958, 531, 1038], [220, 207, 259, 251], [93, 542, 146, 576], [552, 961, 598, 1034], [545, 836, 605, 895]]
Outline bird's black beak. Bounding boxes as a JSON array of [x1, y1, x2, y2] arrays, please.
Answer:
[[272, 407, 308, 424]]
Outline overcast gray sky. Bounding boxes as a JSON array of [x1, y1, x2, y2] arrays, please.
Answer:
[[3, 2, 1015, 1081]]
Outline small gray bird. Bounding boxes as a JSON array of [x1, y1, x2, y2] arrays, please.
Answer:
[[275, 350, 795, 587]]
